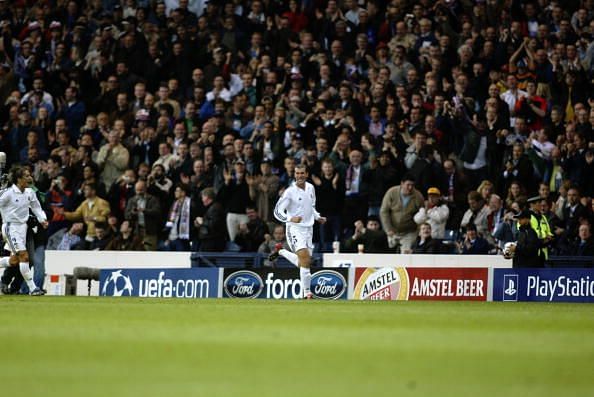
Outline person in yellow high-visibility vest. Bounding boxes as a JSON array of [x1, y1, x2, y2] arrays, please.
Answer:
[[528, 196, 553, 264]]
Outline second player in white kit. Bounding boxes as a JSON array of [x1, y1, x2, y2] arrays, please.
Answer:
[[273, 164, 326, 299], [0, 166, 47, 295]]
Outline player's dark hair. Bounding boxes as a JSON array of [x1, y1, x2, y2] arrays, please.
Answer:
[[10, 165, 26, 185]]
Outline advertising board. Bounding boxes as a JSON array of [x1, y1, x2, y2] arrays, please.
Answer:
[[99, 268, 220, 298], [494, 268, 594, 303], [353, 267, 488, 301], [222, 268, 349, 299]]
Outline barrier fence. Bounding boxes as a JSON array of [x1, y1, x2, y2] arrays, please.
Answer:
[[41, 251, 594, 302]]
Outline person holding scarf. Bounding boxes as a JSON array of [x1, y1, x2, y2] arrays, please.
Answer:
[[164, 183, 193, 251]]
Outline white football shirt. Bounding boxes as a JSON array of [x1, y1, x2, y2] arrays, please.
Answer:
[[274, 181, 321, 227], [0, 185, 47, 224]]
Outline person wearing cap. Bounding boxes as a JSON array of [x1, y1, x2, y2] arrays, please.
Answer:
[[414, 187, 449, 239], [511, 209, 542, 268], [528, 195, 553, 265]]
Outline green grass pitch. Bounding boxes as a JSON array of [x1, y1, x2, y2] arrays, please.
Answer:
[[1, 297, 593, 397]]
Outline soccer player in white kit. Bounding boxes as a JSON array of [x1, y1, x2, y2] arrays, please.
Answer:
[[271, 164, 326, 299], [0, 166, 48, 295]]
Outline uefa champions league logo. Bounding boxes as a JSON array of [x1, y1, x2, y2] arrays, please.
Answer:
[[101, 270, 134, 296]]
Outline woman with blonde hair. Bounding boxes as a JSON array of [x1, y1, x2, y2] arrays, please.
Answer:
[[477, 180, 494, 203]]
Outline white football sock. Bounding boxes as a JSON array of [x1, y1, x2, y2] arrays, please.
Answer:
[[300, 267, 311, 296], [19, 262, 37, 291], [0, 257, 9, 268], [279, 249, 299, 267]]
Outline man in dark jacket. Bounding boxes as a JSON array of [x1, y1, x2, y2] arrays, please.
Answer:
[[344, 216, 389, 253], [513, 210, 542, 268], [125, 180, 162, 251], [411, 222, 441, 254], [568, 224, 594, 257], [459, 223, 491, 254], [195, 188, 226, 252]]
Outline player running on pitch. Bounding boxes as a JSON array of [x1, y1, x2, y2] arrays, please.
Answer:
[[270, 164, 326, 299], [0, 166, 48, 295]]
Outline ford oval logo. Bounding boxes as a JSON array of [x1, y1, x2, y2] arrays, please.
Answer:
[[311, 270, 346, 300], [224, 271, 263, 298]]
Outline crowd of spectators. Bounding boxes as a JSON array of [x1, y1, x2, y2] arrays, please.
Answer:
[[1, 0, 594, 257]]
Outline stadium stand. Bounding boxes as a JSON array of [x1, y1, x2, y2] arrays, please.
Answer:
[[1, 0, 594, 259]]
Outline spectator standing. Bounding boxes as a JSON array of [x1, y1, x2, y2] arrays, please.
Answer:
[[380, 174, 424, 252], [125, 180, 161, 251], [342, 149, 368, 236], [363, 150, 402, 216], [247, 159, 279, 222], [194, 188, 226, 252], [460, 191, 490, 238], [96, 130, 130, 190], [58, 183, 111, 243], [312, 158, 345, 249], [107, 169, 136, 221], [57, 86, 86, 143], [218, 159, 252, 242], [414, 187, 449, 239], [556, 186, 588, 251], [164, 183, 194, 251]]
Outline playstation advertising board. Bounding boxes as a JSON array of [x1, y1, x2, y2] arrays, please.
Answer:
[[100, 268, 220, 298], [222, 268, 349, 299], [353, 267, 488, 301], [494, 268, 594, 303]]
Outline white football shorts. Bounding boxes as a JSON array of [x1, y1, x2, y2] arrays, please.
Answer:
[[286, 224, 313, 254], [2, 222, 28, 254]]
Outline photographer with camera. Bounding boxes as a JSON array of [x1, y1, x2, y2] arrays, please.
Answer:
[[146, 163, 173, 204], [125, 180, 161, 251]]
